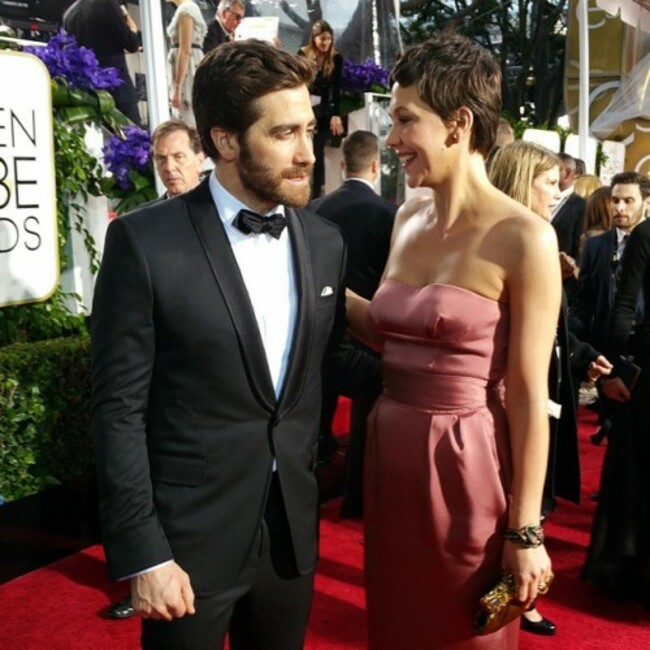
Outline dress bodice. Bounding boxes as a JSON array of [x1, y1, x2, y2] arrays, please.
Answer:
[[370, 279, 510, 411]]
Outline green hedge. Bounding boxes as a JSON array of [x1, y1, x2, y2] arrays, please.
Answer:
[[0, 335, 93, 502]]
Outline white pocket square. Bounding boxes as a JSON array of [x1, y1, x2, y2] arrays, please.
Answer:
[[320, 286, 334, 297]]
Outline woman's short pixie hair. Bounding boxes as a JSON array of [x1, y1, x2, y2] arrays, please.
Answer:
[[390, 31, 502, 157]]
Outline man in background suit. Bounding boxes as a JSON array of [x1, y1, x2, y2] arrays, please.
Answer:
[[570, 171, 648, 442], [151, 119, 205, 199], [310, 130, 396, 517], [91, 40, 379, 649], [63, 0, 141, 125], [203, 0, 244, 54], [552, 153, 586, 301]]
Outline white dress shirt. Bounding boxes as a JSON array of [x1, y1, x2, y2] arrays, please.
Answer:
[[616, 227, 629, 261], [208, 172, 297, 397]]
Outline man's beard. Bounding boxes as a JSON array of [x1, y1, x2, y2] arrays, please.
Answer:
[[237, 137, 313, 208]]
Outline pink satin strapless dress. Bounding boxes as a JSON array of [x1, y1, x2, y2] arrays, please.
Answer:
[[365, 280, 519, 649]]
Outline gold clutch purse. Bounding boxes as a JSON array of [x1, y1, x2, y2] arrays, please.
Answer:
[[472, 573, 553, 636]]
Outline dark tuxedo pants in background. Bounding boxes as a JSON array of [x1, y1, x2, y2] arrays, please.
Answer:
[[141, 476, 315, 650]]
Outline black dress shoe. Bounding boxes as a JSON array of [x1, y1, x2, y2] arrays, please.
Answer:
[[521, 614, 556, 636], [107, 596, 136, 619]]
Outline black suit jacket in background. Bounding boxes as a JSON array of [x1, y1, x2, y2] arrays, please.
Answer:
[[63, 0, 140, 119], [553, 192, 586, 261], [569, 229, 617, 351], [309, 179, 396, 300], [553, 192, 586, 302], [91, 178, 380, 595], [202, 18, 230, 55]]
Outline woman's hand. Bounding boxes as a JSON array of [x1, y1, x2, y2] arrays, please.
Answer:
[[330, 115, 344, 136], [587, 355, 612, 382], [502, 541, 553, 608]]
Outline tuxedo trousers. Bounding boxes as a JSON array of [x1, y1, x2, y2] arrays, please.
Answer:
[[141, 474, 315, 650]]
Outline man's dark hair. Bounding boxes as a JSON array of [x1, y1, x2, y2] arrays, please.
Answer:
[[193, 39, 315, 161], [611, 170, 650, 199], [343, 130, 379, 175], [151, 119, 202, 154], [390, 31, 501, 158]]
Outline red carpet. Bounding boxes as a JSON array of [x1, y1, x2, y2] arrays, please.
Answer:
[[0, 406, 648, 649]]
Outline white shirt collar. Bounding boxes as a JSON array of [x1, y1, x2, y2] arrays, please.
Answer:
[[615, 227, 628, 246]]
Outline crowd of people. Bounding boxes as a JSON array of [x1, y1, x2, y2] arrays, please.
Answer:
[[44, 3, 650, 648]]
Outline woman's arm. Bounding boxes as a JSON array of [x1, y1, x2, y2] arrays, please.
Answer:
[[503, 216, 560, 605], [346, 289, 382, 350], [171, 14, 193, 109]]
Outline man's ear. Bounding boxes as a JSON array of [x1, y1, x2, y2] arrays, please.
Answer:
[[210, 127, 239, 162]]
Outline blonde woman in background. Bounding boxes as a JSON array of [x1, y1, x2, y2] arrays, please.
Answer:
[[574, 174, 602, 199], [489, 140, 612, 636], [166, 0, 207, 126]]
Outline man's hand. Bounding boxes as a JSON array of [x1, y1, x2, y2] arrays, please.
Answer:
[[587, 355, 613, 382], [559, 252, 578, 280], [600, 376, 630, 402], [131, 562, 195, 621]]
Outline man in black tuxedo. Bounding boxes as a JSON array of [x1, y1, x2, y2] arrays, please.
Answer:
[[552, 153, 586, 301], [63, 0, 141, 126], [310, 130, 395, 517], [203, 0, 244, 54], [91, 40, 379, 649]]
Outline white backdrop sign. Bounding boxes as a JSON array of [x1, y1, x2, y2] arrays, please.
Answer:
[[522, 128, 562, 152], [0, 51, 58, 307]]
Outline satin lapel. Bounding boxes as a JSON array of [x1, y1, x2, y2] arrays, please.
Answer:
[[277, 207, 316, 418], [185, 179, 275, 411]]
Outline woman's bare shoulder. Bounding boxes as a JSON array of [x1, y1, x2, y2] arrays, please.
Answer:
[[489, 193, 556, 244]]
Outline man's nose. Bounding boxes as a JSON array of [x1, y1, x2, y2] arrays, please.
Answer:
[[296, 133, 316, 166]]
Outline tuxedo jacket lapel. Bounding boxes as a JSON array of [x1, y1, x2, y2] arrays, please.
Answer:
[[277, 207, 315, 418], [186, 180, 276, 412]]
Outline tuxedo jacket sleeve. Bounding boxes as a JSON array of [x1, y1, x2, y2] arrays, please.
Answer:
[[91, 183, 379, 591]]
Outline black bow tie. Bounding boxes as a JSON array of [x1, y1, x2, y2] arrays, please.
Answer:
[[233, 209, 288, 239]]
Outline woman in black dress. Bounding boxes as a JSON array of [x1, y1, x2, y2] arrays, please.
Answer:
[[298, 20, 344, 199], [586, 176, 650, 607]]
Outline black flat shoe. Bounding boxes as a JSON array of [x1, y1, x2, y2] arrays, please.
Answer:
[[107, 596, 136, 619], [521, 614, 556, 636]]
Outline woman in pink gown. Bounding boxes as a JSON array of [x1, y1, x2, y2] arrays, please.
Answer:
[[347, 33, 560, 649]]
